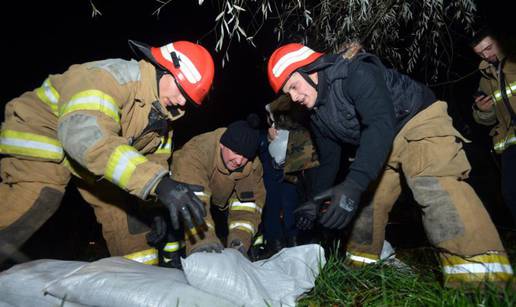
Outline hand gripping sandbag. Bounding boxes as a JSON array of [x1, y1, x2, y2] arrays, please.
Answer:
[[43, 257, 232, 307], [182, 244, 326, 307]]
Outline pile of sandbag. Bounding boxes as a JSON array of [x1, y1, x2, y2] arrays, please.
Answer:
[[0, 244, 325, 307]]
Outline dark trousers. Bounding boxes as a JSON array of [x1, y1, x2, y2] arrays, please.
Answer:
[[501, 145, 516, 225]]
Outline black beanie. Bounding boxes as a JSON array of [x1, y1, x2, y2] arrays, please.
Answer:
[[220, 114, 260, 159]]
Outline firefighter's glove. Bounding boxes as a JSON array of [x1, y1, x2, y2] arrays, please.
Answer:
[[229, 239, 247, 258], [294, 189, 332, 230], [319, 179, 362, 229], [155, 177, 206, 230], [146, 215, 167, 247], [190, 241, 224, 254]]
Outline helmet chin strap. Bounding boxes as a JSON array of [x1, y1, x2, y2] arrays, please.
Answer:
[[299, 71, 318, 91]]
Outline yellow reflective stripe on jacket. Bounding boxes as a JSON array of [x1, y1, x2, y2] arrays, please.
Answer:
[[60, 90, 120, 124], [492, 81, 516, 102], [228, 220, 256, 236], [124, 248, 158, 265], [163, 241, 185, 252], [185, 221, 215, 237], [0, 129, 63, 160], [155, 136, 172, 155], [229, 201, 262, 214], [105, 145, 148, 189], [35, 78, 60, 115], [346, 251, 379, 265], [440, 253, 513, 282], [494, 130, 516, 153]]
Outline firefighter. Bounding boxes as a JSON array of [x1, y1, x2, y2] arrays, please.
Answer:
[[0, 39, 214, 265], [168, 115, 265, 256], [471, 29, 516, 224], [267, 43, 513, 287]]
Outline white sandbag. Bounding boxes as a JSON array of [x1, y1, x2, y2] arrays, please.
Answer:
[[0, 259, 86, 307], [44, 257, 233, 307], [183, 244, 325, 307]]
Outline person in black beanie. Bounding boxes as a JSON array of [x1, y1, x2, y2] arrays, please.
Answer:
[[146, 114, 266, 265]]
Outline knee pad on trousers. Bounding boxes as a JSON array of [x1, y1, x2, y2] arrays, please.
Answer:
[[407, 176, 465, 245], [0, 187, 64, 263]]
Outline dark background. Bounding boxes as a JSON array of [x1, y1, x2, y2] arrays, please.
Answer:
[[0, 1, 513, 264]]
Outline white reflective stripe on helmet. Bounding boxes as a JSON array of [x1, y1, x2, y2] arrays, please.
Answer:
[[0, 129, 64, 160], [105, 145, 148, 189], [229, 201, 262, 214], [161, 43, 202, 84], [35, 78, 60, 115], [229, 220, 256, 235], [272, 46, 315, 78], [124, 248, 158, 265], [60, 90, 120, 124]]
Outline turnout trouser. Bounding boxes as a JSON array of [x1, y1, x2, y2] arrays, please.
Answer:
[[0, 157, 158, 264], [346, 101, 513, 286]]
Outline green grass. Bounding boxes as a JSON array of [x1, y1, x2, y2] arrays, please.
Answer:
[[297, 233, 516, 307]]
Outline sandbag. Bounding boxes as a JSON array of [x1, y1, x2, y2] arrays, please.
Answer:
[[183, 244, 325, 306], [0, 259, 86, 307], [43, 257, 232, 307]]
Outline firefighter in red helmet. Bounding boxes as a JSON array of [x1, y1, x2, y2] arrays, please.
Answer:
[[0, 39, 214, 265]]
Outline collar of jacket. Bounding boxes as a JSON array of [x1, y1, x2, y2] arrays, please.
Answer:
[[136, 60, 185, 122]]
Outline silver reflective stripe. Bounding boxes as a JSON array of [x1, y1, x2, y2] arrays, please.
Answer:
[[346, 252, 378, 264], [444, 263, 513, 275]]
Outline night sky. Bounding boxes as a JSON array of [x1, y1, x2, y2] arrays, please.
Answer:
[[0, 1, 513, 263]]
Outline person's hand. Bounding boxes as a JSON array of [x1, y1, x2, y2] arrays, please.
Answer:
[[146, 215, 168, 247], [267, 127, 278, 142], [294, 189, 331, 230], [474, 94, 494, 112], [319, 180, 362, 229], [190, 241, 224, 254], [155, 177, 206, 230]]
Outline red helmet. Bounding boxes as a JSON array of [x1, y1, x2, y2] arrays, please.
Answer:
[[129, 40, 214, 106], [267, 43, 324, 93]]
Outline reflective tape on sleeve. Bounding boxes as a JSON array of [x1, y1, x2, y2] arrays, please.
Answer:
[[163, 241, 185, 252], [60, 89, 120, 124], [124, 248, 158, 265], [0, 129, 63, 160], [105, 145, 148, 189], [155, 136, 172, 155], [35, 78, 60, 115]]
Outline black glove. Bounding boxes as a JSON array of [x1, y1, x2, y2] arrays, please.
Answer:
[[155, 177, 206, 230], [294, 189, 332, 230], [190, 241, 224, 254], [229, 239, 247, 257], [319, 179, 362, 229], [146, 215, 168, 247]]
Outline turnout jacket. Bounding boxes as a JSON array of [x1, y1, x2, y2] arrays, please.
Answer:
[[0, 59, 181, 199], [310, 53, 435, 192], [473, 57, 516, 153], [171, 128, 265, 250]]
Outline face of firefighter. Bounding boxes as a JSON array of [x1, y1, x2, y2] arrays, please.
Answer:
[[159, 74, 187, 108], [220, 144, 249, 171], [473, 36, 500, 64], [282, 72, 318, 109]]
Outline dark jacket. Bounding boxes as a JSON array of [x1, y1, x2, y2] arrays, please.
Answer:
[[310, 53, 435, 192]]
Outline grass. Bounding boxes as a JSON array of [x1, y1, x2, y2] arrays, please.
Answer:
[[297, 232, 516, 307]]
